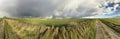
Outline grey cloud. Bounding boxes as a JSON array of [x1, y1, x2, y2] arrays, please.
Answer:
[[0, 0, 120, 18], [6, 0, 56, 18]]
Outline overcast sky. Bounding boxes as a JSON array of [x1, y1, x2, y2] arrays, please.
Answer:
[[0, 0, 120, 18]]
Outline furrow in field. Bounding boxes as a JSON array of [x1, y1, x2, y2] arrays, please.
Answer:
[[96, 20, 120, 39]]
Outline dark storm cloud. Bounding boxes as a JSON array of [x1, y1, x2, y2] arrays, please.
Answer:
[[7, 0, 55, 18]]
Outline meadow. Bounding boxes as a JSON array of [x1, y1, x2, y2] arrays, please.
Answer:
[[0, 18, 120, 39]]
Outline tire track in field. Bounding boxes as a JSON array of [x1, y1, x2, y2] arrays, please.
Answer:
[[96, 20, 120, 39]]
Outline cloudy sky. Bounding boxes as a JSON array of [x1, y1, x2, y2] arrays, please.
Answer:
[[0, 0, 120, 18]]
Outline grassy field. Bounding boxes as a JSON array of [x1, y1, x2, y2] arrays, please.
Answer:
[[18, 18, 89, 25], [0, 18, 3, 39], [3, 18, 96, 39], [100, 18, 120, 33], [0, 18, 120, 39], [0, 18, 2, 22]]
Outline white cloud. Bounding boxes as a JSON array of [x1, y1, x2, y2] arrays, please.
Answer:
[[54, 0, 105, 18], [0, 0, 17, 17], [114, 4, 119, 11], [0, 11, 10, 17]]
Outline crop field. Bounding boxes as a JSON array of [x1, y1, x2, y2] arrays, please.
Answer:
[[0, 18, 120, 39], [100, 18, 120, 33]]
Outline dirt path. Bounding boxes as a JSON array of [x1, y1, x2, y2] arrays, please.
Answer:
[[96, 20, 120, 39]]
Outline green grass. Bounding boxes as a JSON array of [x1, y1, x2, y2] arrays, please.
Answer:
[[19, 18, 86, 24], [3, 18, 96, 39], [13, 18, 94, 27], [2, 18, 120, 39], [0, 19, 2, 22]]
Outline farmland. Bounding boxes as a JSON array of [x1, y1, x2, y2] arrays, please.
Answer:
[[0, 18, 120, 39], [100, 18, 120, 33], [0, 18, 4, 39]]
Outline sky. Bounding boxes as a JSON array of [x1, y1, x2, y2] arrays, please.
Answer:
[[0, 0, 120, 18]]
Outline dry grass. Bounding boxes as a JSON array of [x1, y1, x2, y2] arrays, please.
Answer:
[[3, 18, 96, 39]]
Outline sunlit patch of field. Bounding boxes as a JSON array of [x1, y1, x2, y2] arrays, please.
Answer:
[[18, 18, 87, 25]]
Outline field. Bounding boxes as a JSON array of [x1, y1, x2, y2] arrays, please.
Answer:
[[100, 18, 120, 33], [0, 18, 120, 39]]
